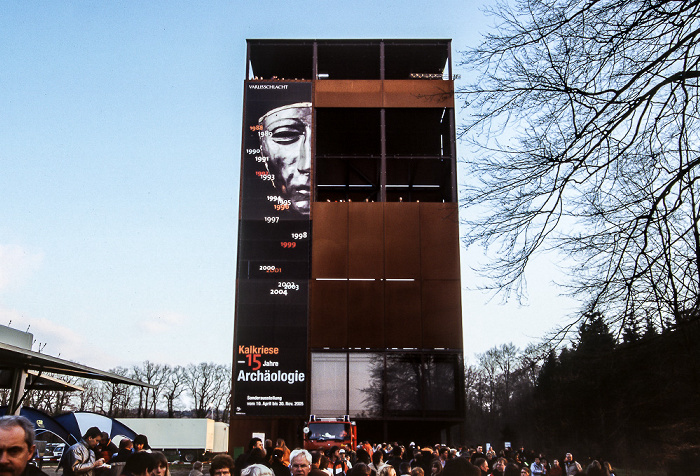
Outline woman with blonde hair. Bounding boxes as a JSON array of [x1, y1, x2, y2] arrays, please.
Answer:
[[274, 438, 291, 466]]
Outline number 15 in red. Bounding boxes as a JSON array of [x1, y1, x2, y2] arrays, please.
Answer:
[[246, 354, 261, 370]]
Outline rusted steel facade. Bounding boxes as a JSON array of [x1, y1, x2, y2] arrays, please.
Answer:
[[232, 39, 464, 449]]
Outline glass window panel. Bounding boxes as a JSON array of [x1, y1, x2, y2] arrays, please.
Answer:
[[348, 353, 382, 417], [311, 353, 347, 414], [424, 355, 457, 411], [385, 354, 421, 413]]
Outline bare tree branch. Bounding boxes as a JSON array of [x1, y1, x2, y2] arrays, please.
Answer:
[[459, 0, 700, 333]]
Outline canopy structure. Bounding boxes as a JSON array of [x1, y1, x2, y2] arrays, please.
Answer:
[[0, 406, 76, 444], [0, 340, 154, 415], [0, 369, 84, 392], [55, 411, 137, 442]]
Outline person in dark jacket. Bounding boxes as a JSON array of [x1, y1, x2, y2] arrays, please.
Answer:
[[111, 439, 134, 463], [235, 438, 265, 476], [269, 449, 290, 476], [97, 434, 117, 464]]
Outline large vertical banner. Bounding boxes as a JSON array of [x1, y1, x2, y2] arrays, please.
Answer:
[[233, 82, 312, 416]]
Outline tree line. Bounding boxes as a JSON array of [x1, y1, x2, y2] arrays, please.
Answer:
[[463, 312, 700, 472], [0, 361, 232, 422]]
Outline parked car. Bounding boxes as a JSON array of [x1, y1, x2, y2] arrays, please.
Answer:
[[42, 443, 66, 463]]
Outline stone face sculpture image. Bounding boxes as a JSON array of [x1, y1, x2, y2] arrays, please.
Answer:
[[259, 102, 312, 216]]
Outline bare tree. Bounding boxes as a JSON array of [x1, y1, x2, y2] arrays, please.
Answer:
[[3, 363, 230, 419], [464, 365, 486, 414], [493, 343, 519, 409], [24, 387, 50, 412], [477, 348, 499, 413], [210, 365, 232, 422], [48, 374, 80, 414], [476, 343, 521, 414], [460, 0, 700, 334], [183, 362, 228, 418], [161, 365, 186, 418], [210, 364, 232, 421], [465, 344, 541, 444], [98, 367, 134, 418], [75, 378, 99, 412], [17, 373, 74, 413], [133, 361, 169, 417]]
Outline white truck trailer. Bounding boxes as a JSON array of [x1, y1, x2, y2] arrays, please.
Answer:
[[119, 418, 229, 462]]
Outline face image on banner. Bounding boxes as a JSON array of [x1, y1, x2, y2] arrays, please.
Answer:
[[259, 102, 312, 217], [241, 83, 313, 221]]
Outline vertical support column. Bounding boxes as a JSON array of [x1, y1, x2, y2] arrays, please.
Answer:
[[380, 41, 387, 203], [312, 42, 318, 203], [447, 39, 452, 80], [449, 108, 458, 202], [379, 41, 385, 80], [312, 108, 318, 204], [246, 41, 251, 80], [345, 353, 350, 415], [380, 108, 387, 203], [9, 368, 27, 415]]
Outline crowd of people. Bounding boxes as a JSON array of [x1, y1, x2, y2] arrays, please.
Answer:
[[231, 438, 616, 476], [0, 415, 616, 476]]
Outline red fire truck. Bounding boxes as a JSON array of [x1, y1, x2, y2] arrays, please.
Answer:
[[302, 415, 357, 451]]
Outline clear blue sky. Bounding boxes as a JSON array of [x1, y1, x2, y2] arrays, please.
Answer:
[[0, 1, 577, 370]]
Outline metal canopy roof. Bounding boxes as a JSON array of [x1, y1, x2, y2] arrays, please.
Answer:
[[0, 341, 154, 388], [0, 370, 84, 392]]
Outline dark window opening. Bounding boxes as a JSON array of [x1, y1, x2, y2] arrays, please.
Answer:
[[385, 158, 453, 203], [248, 42, 313, 80], [385, 108, 453, 202], [316, 157, 381, 203], [317, 42, 381, 80], [316, 108, 381, 156], [385, 108, 451, 157], [315, 108, 382, 202], [384, 41, 449, 80], [315, 108, 454, 203]]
